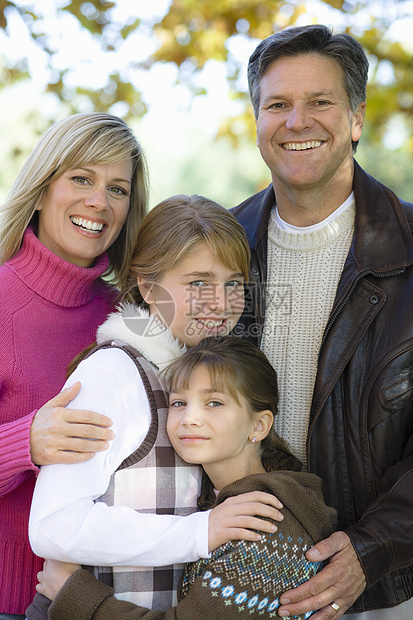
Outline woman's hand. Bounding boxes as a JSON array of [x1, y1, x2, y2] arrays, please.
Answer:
[[208, 491, 284, 551], [36, 559, 81, 600], [30, 382, 115, 465]]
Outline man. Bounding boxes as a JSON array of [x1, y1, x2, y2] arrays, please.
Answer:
[[232, 24, 413, 619]]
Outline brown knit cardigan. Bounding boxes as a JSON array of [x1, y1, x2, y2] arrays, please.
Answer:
[[35, 470, 336, 620]]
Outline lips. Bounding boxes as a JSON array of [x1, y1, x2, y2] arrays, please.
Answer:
[[70, 216, 105, 232]]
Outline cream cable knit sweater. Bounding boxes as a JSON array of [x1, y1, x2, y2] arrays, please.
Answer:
[[261, 201, 355, 465]]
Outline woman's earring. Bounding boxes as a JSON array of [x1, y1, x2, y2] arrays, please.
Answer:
[[251, 436, 257, 444]]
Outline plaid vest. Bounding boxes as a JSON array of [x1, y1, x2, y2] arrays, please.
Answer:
[[85, 340, 201, 610]]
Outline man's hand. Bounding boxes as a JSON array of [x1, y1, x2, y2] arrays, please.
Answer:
[[208, 491, 284, 551], [36, 559, 81, 600], [30, 382, 114, 466], [278, 531, 366, 618]]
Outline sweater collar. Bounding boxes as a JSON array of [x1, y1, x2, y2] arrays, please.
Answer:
[[6, 226, 110, 307], [96, 304, 185, 369], [234, 161, 413, 273]]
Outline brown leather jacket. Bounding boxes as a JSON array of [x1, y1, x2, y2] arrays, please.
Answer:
[[232, 161, 413, 612]]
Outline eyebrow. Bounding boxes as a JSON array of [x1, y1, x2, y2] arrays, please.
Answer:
[[262, 89, 337, 103], [179, 271, 244, 279]]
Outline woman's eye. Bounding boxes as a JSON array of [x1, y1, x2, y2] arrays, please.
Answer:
[[109, 186, 128, 196], [225, 280, 243, 288], [72, 176, 89, 185], [207, 400, 223, 407]]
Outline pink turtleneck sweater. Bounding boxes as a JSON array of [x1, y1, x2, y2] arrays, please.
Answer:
[[0, 227, 117, 614]]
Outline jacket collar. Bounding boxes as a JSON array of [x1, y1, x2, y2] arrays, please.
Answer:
[[96, 304, 185, 370], [351, 160, 413, 273], [234, 161, 413, 273]]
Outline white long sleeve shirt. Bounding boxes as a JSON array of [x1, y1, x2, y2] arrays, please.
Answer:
[[29, 307, 209, 567]]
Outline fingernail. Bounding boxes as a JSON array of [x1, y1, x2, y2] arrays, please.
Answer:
[[271, 524, 277, 532], [280, 598, 290, 605], [308, 548, 321, 560], [278, 610, 290, 617]]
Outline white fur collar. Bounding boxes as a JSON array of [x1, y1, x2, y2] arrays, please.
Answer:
[[96, 304, 185, 369]]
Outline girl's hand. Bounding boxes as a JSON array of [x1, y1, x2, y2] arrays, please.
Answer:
[[208, 491, 284, 551], [36, 559, 81, 600]]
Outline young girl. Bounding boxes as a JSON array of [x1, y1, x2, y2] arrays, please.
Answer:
[[27, 195, 283, 617], [34, 335, 337, 619]]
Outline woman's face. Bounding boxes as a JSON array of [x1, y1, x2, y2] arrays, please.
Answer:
[[36, 160, 132, 267], [138, 241, 245, 347]]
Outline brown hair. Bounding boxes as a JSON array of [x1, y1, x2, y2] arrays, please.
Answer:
[[121, 194, 250, 305], [162, 334, 302, 473]]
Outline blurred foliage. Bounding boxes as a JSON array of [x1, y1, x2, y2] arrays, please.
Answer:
[[0, 0, 412, 147], [0, 0, 412, 204]]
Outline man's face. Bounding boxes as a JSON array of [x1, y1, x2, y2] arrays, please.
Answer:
[[256, 53, 365, 196]]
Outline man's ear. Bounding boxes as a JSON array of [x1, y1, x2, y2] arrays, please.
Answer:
[[351, 100, 366, 143], [136, 276, 154, 305], [250, 410, 274, 442]]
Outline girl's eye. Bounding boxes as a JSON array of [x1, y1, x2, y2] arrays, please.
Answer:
[[189, 280, 207, 287], [169, 400, 186, 408], [225, 280, 243, 288], [207, 400, 223, 407]]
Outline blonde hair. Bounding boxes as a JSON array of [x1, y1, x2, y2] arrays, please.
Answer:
[[0, 112, 148, 286], [122, 194, 250, 304]]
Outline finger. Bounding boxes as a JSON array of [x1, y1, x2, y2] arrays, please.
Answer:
[[57, 436, 111, 453], [45, 382, 82, 408], [49, 450, 97, 465], [59, 421, 115, 442], [233, 491, 284, 509], [62, 407, 114, 429], [278, 585, 340, 618], [306, 531, 349, 562]]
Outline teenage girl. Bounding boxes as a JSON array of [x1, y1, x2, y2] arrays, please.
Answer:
[[27, 195, 283, 617], [34, 335, 337, 620]]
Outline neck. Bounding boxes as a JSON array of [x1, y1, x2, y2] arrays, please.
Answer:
[[272, 165, 354, 227], [203, 454, 266, 492]]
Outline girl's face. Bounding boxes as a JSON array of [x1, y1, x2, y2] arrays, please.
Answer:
[[139, 241, 245, 347], [167, 364, 265, 490], [36, 160, 132, 267]]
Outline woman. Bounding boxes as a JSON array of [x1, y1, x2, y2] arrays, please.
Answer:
[[0, 112, 148, 617], [34, 335, 337, 619], [27, 195, 283, 618]]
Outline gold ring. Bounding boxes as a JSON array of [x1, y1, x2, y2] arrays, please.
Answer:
[[330, 602, 340, 613]]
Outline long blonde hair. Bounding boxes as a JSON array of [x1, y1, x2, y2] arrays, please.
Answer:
[[122, 194, 250, 305], [0, 112, 148, 286]]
